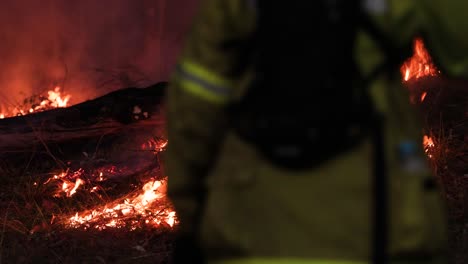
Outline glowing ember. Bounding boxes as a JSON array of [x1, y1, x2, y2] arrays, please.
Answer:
[[420, 92, 428, 102], [37, 135, 176, 231], [67, 178, 177, 230], [44, 169, 86, 198], [98, 172, 105, 182], [0, 86, 71, 119], [44, 166, 130, 198], [41, 150, 176, 230], [68, 178, 85, 197], [401, 38, 439, 82], [141, 137, 168, 154], [423, 135, 435, 158]]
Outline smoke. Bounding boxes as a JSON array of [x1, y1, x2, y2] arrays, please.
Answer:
[[0, 0, 199, 107]]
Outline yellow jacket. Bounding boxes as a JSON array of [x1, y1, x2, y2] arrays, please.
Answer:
[[165, 0, 450, 263]]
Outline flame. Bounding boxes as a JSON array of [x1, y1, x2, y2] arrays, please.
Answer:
[[0, 86, 71, 119], [48, 87, 71, 107], [401, 38, 439, 82], [67, 178, 177, 230], [423, 135, 435, 158]]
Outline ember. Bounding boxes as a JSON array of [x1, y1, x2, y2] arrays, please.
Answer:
[[44, 169, 86, 198], [40, 145, 177, 231], [142, 137, 168, 154], [0, 82, 176, 264], [423, 135, 435, 158], [67, 178, 176, 230]]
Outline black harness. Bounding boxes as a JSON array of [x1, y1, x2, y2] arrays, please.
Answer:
[[229, 1, 388, 263], [230, 0, 375, 169]]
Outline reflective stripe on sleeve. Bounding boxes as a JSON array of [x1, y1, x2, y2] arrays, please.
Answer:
[[176, 60, 233, 104]]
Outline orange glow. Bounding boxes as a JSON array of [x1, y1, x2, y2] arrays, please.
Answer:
[[0, 86, 71, 119], [68, 178, 85, 197], [141, 137, 168, 154], [423, 135, 435, 158], [67, 178, 177, 230], [423, 135, 435, 148], [48, 86, 71, 107], [42, 158, 177, 230], [420, 92, 427, 102], [401, 38, 439, 82], [45, 170, 86, 198]]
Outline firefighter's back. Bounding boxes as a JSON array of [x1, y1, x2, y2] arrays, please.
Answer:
[[166, 0, 450, 263]]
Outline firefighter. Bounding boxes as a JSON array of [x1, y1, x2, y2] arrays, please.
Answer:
[[165, 0, 448, 263]]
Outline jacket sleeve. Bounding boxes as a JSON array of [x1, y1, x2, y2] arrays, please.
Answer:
[[165, 0, 255, 236]]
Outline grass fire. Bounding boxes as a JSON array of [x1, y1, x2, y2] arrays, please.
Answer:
[[0, 0, 194, 262], [401, 38, 468, 262], [0, 86, 71, 119], [0, 82, 177, 263]]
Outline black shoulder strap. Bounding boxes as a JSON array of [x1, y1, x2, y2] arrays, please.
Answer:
[[235, 1, 389, 263]]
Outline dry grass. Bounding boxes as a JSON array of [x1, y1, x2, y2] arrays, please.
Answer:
[[408, 76, 468, 263], [0, 138, 175, 264]]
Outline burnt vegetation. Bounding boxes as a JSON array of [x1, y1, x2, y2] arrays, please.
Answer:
[[406, 76, 468, 264], [0, 83, 176, 263]]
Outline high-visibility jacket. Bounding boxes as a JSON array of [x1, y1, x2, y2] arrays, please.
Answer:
[[165, 0, 450, 263]]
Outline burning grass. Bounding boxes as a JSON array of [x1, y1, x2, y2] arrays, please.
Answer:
[[0, 145, 177, 263], [401, 38, 468, 264], [0, 87, 177, 262], [0, 86, 71, 119]]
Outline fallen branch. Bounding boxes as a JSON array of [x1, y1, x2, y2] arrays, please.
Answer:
[[0, 82, 167, 151]]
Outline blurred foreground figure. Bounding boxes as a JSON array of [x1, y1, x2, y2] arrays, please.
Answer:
[[165, 0, 448, 263]]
